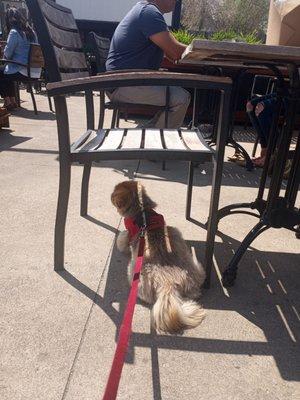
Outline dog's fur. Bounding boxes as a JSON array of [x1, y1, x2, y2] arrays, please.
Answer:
[[111, 181, 206, 334]]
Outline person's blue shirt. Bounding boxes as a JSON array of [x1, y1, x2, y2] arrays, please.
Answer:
[[4, 28, 37, 76], [106, 1, 168, 71]]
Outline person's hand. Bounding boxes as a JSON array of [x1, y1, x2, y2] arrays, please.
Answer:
[[255, 102, 265, 116]]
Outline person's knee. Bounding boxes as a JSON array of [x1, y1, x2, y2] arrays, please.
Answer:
[[170, 87, 191, 108]]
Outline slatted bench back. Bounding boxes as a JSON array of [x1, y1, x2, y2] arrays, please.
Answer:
[[26, 0, 89, 82], [88, 32, 110, 73]]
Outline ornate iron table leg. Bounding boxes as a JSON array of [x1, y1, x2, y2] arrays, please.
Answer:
[[216, 199, 266, 223], [222, 221, 270, 287]]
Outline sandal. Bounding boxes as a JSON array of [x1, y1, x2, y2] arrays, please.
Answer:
[[227, 152, 245, 163]]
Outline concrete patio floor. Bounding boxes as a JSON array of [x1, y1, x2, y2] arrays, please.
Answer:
[[0, 90, 299, 400]]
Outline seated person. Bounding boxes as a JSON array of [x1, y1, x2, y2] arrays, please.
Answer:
[[0, 8, 39, 111], [105, 0, 191, 129], [246, 93, 279, 167]]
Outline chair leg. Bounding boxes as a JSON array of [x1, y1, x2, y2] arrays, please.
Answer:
[[54, 160, 71, 271], [48, 95, 54, 113], [111, 108, 118, 128], [116, 110, 120, 128], [28, 83, 38, 115], [80, 162, 92, 217], [15, 82, 21, 107], [98, 91, 105, 129], [186, 162, 194, 220], [252, 136, 259, 158]]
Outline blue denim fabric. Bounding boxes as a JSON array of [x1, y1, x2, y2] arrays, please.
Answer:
[[248, 94, 286, 148], [4, 29, 35, 75], [106, 1, 168, 71]]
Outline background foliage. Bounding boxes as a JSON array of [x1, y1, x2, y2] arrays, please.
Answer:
[[181, 0, 270, 39]]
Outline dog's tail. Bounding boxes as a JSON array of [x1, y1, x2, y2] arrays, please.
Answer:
[[151, 287, 205, 334]]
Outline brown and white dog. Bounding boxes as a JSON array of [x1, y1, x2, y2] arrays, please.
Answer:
[[111, 181, 206, 334]]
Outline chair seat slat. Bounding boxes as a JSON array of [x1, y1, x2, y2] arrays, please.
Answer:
[[144, 129, 163, 149], [163, 130, 186, 150], [99, 129, 125, 150], [72, 129, 213, 154], [77, 129, 106, 152], [181, 130, 210, 151], [71, 129, 93, 152], [121, 129, 143, 149]]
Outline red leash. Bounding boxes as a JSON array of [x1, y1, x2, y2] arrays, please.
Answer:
[[102, 233, 145, 400]]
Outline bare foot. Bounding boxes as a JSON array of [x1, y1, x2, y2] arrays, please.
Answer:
[[253, 156, 266, 167]]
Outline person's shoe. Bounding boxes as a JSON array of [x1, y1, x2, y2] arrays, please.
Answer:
[[5, 103, 18, 111], [235, 158, 246, 167], [228, 152, 244, 163]]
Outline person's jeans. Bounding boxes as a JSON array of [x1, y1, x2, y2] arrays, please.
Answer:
[[0, 66, 31, 98], [247, 94, 278, 148]]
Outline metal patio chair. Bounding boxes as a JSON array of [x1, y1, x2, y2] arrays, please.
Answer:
[[26, 0, 232, 272], [0, 43, 45, 114]]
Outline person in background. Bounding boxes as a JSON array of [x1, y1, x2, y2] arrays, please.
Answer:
[[246, 93, 279, 167], [0, 8, 39, 111], [106, 0, 191, 129]]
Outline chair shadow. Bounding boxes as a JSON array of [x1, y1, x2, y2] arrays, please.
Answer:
[[57, 216, 299, 400], [134, 158, 274, 190], [82, 215, 119, 234], [0, 131, 32, 151], [15, 106, 56, 120]]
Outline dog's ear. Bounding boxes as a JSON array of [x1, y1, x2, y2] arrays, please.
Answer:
[[141, 186, 157, 210]]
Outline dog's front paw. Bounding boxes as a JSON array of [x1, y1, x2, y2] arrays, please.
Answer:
[[116, 231, 130, 253]]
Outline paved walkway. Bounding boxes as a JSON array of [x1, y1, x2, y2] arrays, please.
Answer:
[[0, 91, 299, 400]]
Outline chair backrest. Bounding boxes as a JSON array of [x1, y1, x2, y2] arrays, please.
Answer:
[[25, 0, 89, 82], [250, 75, 277, 98], [88, 32, 110, 73]]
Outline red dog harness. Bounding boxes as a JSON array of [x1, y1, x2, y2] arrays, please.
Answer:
[[124, 209, 165, 242]]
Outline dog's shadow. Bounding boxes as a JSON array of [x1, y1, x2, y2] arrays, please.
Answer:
[[58, 220, 300, 399]]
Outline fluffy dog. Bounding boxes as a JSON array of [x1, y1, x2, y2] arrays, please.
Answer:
[[111, 181, 206, 334]]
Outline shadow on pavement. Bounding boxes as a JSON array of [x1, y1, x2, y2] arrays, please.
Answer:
[[57, 217, 299, 400]]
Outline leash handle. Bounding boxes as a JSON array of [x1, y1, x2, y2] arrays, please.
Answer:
[[102, 236, 145, 400]]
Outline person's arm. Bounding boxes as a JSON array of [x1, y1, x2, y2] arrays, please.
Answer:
[[149, 31, 186, 62], [3, 30, 18, 60]]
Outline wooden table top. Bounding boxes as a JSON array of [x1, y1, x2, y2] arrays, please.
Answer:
[[181, 39, 300, 67]]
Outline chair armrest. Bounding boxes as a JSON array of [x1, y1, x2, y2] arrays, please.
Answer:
[[47, 71, 232, 96], [0, 58, 28, 68], [98, 69, 161, 75]]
